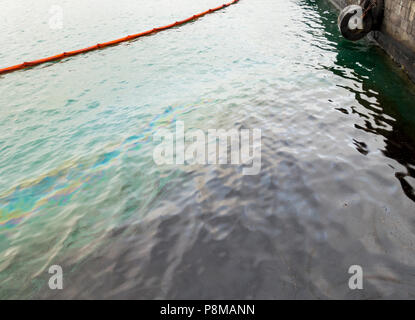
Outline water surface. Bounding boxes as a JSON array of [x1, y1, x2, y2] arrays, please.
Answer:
[[1, 0, 415, 299]]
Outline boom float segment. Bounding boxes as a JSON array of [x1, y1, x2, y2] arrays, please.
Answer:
[[0, 0, 240, 76]]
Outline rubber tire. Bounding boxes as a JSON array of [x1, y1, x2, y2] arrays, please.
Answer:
[[340, 8, 373, 41]]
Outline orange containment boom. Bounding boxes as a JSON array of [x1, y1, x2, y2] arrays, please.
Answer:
[[0, 0, 240, 76]]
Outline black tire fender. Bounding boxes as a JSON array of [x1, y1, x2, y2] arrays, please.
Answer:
[[338, 5, 373, 41]]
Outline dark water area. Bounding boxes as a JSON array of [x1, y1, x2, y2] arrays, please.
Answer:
[[1, 0, 415, 299]]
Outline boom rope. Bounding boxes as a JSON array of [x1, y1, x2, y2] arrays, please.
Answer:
[[0, 0, 240, 76]]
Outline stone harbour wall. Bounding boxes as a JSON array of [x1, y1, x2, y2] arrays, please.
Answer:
[[383, 0, 415, 51]]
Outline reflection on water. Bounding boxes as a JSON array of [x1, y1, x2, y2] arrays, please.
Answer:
[[311, 0, 415, 202], [1, 0, 415, 299]]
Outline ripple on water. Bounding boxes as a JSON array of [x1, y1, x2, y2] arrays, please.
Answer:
[[1, 0, 415, 299]]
